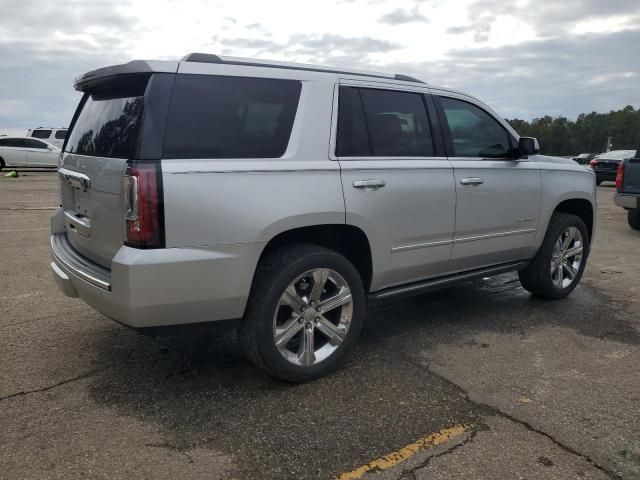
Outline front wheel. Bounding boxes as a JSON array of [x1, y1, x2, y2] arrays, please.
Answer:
[[629, 209, 640, 230], [519, 213, 589, 299], [241, 244, 366, 382]]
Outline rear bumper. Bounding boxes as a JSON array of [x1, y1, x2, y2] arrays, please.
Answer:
[[614, 193, 639, 210], [50, 228, 263, 329]]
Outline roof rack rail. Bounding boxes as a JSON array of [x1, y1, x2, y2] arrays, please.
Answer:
[[181, 53, 426, 84]]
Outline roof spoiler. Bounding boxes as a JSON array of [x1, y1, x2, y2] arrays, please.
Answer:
[[74, 60, 179, 91]]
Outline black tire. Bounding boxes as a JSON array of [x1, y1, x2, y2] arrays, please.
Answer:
[[519, 212, 589, 299], [628, 209, 640, 230], [0, 157, 4, 171], [595, 178, 603, 186], [240, 244, 366, 382]]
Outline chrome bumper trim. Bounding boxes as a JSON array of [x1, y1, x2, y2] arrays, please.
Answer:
[[50, 234, 111, 291]]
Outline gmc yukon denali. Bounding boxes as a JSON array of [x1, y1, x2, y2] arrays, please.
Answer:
[[51, 54, 597, 381]]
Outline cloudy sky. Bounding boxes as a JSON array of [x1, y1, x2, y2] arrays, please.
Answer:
[[1, 0, 639, 133]]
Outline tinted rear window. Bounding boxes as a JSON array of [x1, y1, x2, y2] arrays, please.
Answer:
[[164, 75, 302, 159], [336, 87, 370, 157], [54, 130, 67, 139], [65, 76, 148, 158], [360, 88, 433, 157], [24, 139, 48, 149], [336, 86, 434, 157], [31, 129, 51, 139]]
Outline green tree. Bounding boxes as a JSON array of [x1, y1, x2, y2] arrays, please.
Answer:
[[507, 105, 640, 155]]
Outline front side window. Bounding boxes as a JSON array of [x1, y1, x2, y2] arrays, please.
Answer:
[[440, 97, 512, 158], [0, 138, 25, 148], [31, 129, 52, 139], [164, 75, 302, 159], [65, 75, 148, 158], [24, 139, 48, 149]]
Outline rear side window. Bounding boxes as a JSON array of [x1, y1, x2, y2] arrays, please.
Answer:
[[54, 130, 67, 139], [24, 139, 47, 149], [31, 129, 51, 139], [336, 87, 434, 157], [360, 89, 433, 157], [336, 87, 370, 156], [65, 75, 148, 158], [164, 75, 302, 159], [439, 97, 512, 158]]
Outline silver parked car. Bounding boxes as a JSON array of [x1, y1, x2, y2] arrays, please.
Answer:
[[0, 136, 60, 169], [51, 54, 597, 381]]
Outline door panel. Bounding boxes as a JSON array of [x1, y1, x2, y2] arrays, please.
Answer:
[[449, 159, 541, 271], [342, 160, 456, 290], [0, 144, 27, 166], [436, 94, 543, 271], [25, 138, 59, 167], [336, 85, 455, 291]]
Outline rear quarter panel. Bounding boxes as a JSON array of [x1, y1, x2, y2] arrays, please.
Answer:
[[161, 73, 344, 248]]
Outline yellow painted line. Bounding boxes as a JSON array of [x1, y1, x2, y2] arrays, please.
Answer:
[[336, 425, 468, 480]]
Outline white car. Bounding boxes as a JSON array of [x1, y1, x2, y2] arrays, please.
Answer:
[[0, 136, 60, 169]]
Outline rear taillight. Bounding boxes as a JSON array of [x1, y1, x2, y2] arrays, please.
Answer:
[[123, 162, 164, 249], [615, 162, 625, 191], [590, 159, 598, 167]]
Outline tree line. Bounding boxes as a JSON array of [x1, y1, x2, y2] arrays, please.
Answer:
[[507, 105, 640, 156]]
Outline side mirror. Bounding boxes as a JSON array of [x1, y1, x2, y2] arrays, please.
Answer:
[[518, 137, 539, 156]]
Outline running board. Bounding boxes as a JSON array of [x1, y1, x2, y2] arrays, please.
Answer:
[[369, 261, 529, 301]]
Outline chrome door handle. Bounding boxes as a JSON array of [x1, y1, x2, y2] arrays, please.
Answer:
[[460, 177, 484, 186], [353, 179, 386, 190]]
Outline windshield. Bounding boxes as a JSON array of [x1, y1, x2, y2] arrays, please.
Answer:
[[597, 150, 635, 160]]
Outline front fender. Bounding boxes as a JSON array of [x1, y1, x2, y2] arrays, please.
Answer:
[[535, 168, 597, 250]]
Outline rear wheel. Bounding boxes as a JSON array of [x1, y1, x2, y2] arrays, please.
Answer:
[[0, 157, 5, 171], [628, 209, 640, 230], [519, 212, 589, 299], [241, 244, 365, 382]]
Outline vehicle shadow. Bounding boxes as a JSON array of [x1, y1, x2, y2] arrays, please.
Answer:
[[86, 273, 638, 479], [362, 272, 639, 349]]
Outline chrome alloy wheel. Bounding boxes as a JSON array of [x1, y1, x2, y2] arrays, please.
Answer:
[[273, 268, 353, 367], [550, 226, 584, 289]]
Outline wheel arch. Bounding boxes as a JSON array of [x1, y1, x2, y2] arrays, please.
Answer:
[[551, 198, 595, 245], [256, 224, 374, 292]]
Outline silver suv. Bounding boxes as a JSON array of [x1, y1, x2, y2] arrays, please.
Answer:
[[51, 53, 596, 381]]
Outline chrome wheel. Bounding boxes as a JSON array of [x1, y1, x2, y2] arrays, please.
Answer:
[[273, 268, 353, 367], [550, 226, 584, 289]]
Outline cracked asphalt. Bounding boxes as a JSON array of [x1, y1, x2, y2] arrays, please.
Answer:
[[1, 172, 639, 480]]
